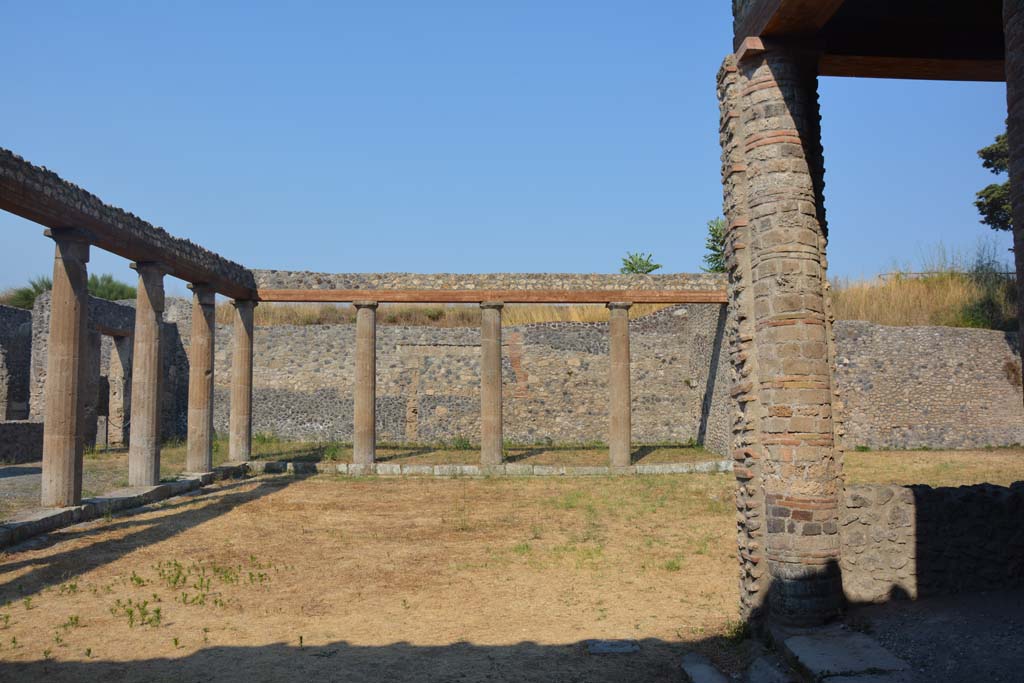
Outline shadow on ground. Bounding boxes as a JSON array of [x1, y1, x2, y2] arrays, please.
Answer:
[[0, 476, 302, 599], [1, 637, 741, 682]]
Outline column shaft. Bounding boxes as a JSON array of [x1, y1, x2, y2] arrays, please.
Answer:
[[480, 302, 504, 466], [1004, 0, 1024, 407], [41, 232, 90, 507], [607, 303, 632, 467], [353, 301, 378, 465], [229, 300, 256, 462], [128, 263, 166, 487], [737, 46, 842, 625], [186, 285, 216, 472]]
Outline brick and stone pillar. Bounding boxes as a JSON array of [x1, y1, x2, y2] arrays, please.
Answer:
[[186, 284, 216, 473], [353, 301, 378, 465], [1004, 0, 1024, 393], [40, 229, 90, 507], [480, 301, 504, 466], [229, 300, 256, 462], [607, 302, 632, 468], [128, 262, 166, 487], [732, 45, 843, 625], [719, 54, 769, 620]]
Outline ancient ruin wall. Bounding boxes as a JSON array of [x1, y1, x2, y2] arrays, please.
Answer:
[[0, 305, 32, 420], [252, 271, 726, 292], [834, 322, 1024, 450], [196, 304, 734, 451], [841, 482, 1024, 603]]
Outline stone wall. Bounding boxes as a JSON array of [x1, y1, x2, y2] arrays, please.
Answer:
[[192, 303, 733, 452], [841, 482, 1024, 603], [0, 421, 43, 464], [834, 322, 1024, 450], [0, 305, 32, 420], [252, 270, 727, 292]]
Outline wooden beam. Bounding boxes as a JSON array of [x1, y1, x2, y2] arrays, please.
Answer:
[[819, 55, 1005, 82], [734, 0, 847, 50], [0, 149, 256, 300], [257, 289, 729, 304]]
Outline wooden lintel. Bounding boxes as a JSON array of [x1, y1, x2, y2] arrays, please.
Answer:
[[257, 289, 729, 305], [819, 55, 1005, 82]]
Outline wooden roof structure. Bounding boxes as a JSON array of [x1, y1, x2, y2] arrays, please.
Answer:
[[733, 0, 1004, 81]]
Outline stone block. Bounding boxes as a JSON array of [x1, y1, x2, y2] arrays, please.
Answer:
[[503, 464, 533, 476], [401, 464, 434, 476], [375, 463, 401, 476], [433, 464, 461, 477], [532, 465, 566, 476], [565, 466, 610, 476]]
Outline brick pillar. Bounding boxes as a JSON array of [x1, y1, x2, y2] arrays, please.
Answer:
[[186, 284, 216, 473], [1005, 0, 1024, 392], [229, 300, 256, 462], [128, 262, 166, 487], [607, 302, 632, 468], [40, 230, 90, 507], [480, 302, 504, 466], [353, 300, 378, 465], [735, 46, 843, 625], [718, 54, 769, 619]]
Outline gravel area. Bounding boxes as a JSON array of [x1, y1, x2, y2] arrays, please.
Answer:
[[847, 589, 1024, 683]]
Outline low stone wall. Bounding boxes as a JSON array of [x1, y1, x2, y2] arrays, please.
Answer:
[[252, 271, 727, 292], [0, 305, 32, 420], [0, 420, 43, 464], [834, 322, 1024, 450], [840, 482, 1024, 603]]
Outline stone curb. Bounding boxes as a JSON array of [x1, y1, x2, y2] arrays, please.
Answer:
[[242, 460, 733, 478], [0, 463, 248, 551]]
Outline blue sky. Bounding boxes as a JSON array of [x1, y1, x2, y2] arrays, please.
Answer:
[[0, 1, 1011, 296]]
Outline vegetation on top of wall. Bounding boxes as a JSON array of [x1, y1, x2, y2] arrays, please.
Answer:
[[701, 217, 727, 274], [0, 273, 136, 309], [831, 242, 1017, 331], [619, 252, 662, 274]]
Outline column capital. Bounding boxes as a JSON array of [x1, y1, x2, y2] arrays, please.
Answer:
[[130, 261, 169, 277], [188, 283, 217, 305], [606, 301, 633, 310], [43, 227, 93, 245], [353, 300, 379, 309], [231, 298, 258, 310], [480, 301, 504, 310]]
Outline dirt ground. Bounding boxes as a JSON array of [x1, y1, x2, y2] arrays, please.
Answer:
[[0, 473, 748, 682], [2, 449, 1023, 681]]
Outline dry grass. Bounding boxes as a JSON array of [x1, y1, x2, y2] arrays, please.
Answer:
[[830, 273, 1015, 328], [845, 448, 1024, 487], [215, 302, 672, 328], [0, 473, 745, 681]]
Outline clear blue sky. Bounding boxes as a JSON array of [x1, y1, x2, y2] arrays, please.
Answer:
[[0, 1, 1011, 296]]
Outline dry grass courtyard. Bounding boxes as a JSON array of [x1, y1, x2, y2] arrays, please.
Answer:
[[0, 448, 1022, 681]]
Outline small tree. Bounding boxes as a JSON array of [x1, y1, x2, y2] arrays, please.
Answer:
[[2, 276, 52, 309], [1, 273, 137, 310], [975, 128, 1012, 232], [88, 273, 136, 301], [701, 217, 727, 273], [620, 252, 662, 275]]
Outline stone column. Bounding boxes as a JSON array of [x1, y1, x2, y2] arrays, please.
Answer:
[[107, 335, 132, 448], [229, 300, 256, 462], [128, 262, 166, 487], [607, 302, 632, 468], [353, 301, 378, 465], [480, 302, 504, 466], [1005, 0, 1024, 403], [40, 230, 90, 508], [186, 284, 216, 473], [736, 46, 843, 625]]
